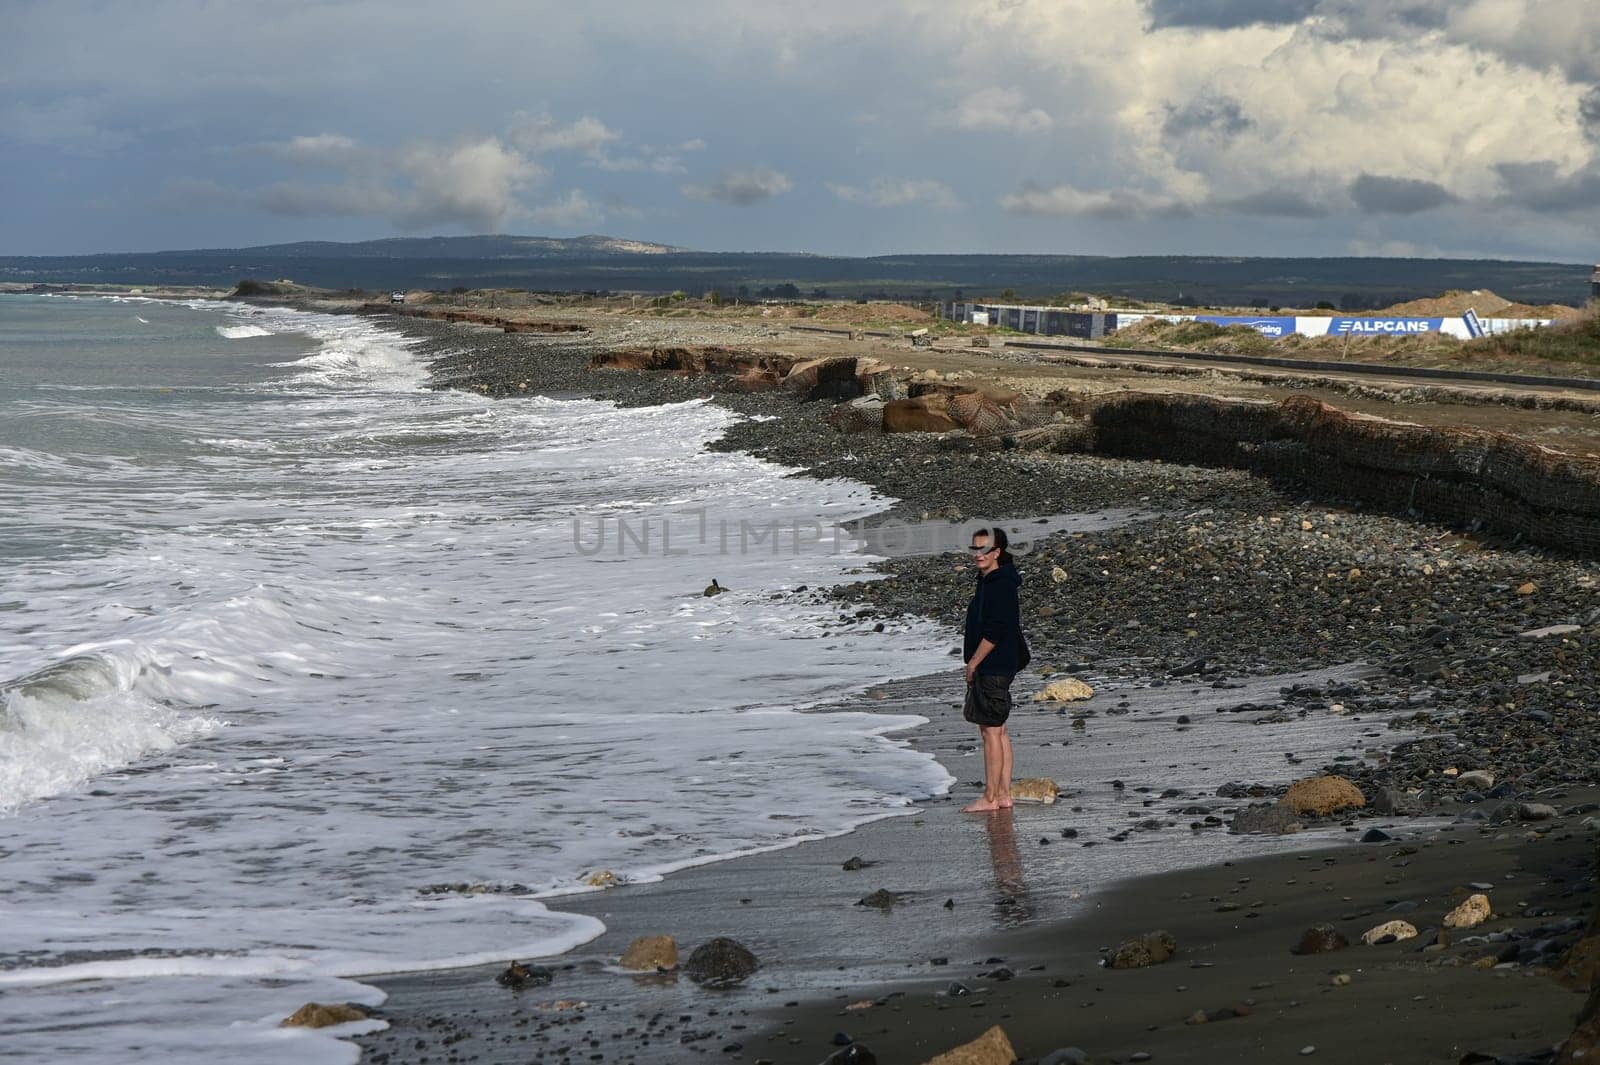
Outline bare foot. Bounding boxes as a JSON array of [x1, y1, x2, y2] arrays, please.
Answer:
[[996, 795, 1014, 808], [962, 797, 1002, 813]]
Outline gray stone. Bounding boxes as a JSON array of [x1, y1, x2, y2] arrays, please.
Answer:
[[1518, 802, 1557, 821], [856, 889, 906, 910], [683, 937, 759, 987], [1230, 802, 1303, 835], [1040, 1050, 1091, 1065], [1518, 624, 1580, 640], [496, 961, 553, 989], [822, 1045, 878, 1065], [1372, 787, 1422, 815]]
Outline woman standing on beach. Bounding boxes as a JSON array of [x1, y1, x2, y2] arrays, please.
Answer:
[[962, 526, 1028, 813]]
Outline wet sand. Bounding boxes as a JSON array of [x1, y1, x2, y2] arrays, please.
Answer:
[[357, 668, 1594, 1064], [347, 312, 1599, 1064]]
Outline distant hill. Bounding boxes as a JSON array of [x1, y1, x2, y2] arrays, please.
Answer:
[[0, 235, 1591, 308], [179, 234, 687, 259]]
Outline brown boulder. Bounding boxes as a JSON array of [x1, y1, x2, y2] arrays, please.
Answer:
[[1107, 930, 1177, 969], [281, 1002, 368, 1028], [1033, 678, 1095, 703], [619, 934, 679, 972], [782, 356, 864, 401], [1291, 924, 1350, 955], [883, 396, 959, 433], [920, 1024, 1016, 1065], [1443, 893, 1492, 929], [1282, 775, 1365, 816], [1011, 777, 1059, 804]]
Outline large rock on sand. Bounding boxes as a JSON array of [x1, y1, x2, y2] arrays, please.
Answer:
[[281, 1002, 368, 1028], [683, 937, 759, 987], [620, 935, 679, 971], [1361, 920, 1418, 945], [1011, 778, 1059, 804], [883, 396, 960, 433], [1443, 894, 1492, 930], [1033, 678, 1094, 703], [920, 1024, 1017, 1065], [1107, 930, 1177, 969], [1282, 775, 1366, 816]]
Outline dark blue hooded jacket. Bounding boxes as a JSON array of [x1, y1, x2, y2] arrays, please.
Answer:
[[963, 561, 1026, 677]]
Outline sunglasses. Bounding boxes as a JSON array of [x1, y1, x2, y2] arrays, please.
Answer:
[[968, 544, 996, 555]]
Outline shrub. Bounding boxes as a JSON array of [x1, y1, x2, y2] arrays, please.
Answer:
[[1469, 307, 1600, 366]]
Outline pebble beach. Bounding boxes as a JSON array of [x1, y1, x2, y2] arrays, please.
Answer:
[[352, 311, 1600, 1065]]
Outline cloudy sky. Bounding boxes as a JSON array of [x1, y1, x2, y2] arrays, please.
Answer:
[[5, 0, 1599, 260]]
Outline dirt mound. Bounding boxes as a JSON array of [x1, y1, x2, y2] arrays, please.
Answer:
[[1379, 289, 1579, 320], [810, 302, 933, 325]]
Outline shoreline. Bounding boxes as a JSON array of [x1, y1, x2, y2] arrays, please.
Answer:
[[346, 310, 1600, 1063]]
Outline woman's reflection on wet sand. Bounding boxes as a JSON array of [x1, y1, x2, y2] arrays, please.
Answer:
[[982, 807, 1034, 926]]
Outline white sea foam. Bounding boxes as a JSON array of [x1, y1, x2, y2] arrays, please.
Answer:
[[0, 297, 955, 1061], [0, 655, 222, 812], [215, 323, 274, 339]]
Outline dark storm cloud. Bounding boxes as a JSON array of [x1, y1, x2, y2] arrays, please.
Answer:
[[1495, 160, 1600, 214], [1162, 95, 1252, 139], [1349, 174, 1456, 214], [1212, 189, 1331, 217], [1145, 0, 1318, 30], [1582, 87, 1600, 142]]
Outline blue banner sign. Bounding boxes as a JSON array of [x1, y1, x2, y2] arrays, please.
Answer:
[[1326, 317, 1446, 335], [1194, 316, 1297, 337]]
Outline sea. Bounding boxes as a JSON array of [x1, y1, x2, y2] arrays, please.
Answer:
[[0, 295, 957, 1061]]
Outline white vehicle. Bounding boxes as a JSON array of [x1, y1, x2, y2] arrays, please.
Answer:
[[389, 291, 406, 304]]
